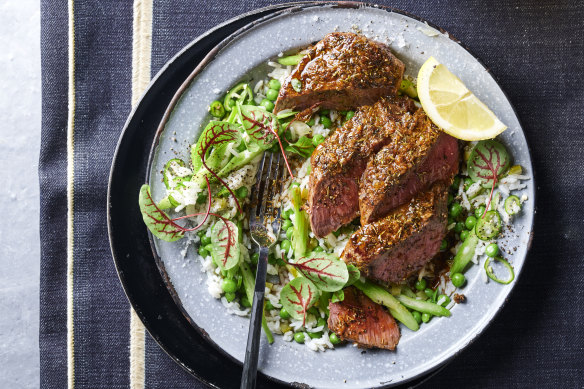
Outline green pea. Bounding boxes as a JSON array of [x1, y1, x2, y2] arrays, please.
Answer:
[[313, 246, 324, 253], [200, 235, 212, 246], [281, 240, 291, 252], [345, 111, 355, 120], [329, 332, 341, 345], [209, 100, 225, 118], [282, 220, 293, 231], [454, 222, 465, 233], [282, 209, 293, 219], [451, 273, 466, 288], [320, 116, 332, 129], [460, 230, 470, 241], [222, 279, 237, 293], [421, 313, 432, 323], [260, 98, 274, 112], [463, 177, 474, 190], [286, 228, 293, 239], [485, 243, 499, 257], [266, 88, 279, 101], [317, 317, 326, 328], [294, 332, 305, 343], [204, 243, 214, 253], [440, 239, 448, 251], [236, 186, 249, 199], [465, 215, 477, 230], [268, 79, 281, 90], [424, 288, 434, 299], [307, 117, 315, 127], [198, 247, 209, 258], [412, 311, 422, 324], [451, 176, 461, 189], [265, 300, 275, 311], [475, 205, 486, 218], [449, 203, 463, 218], [312, 134, 325, 146], [320, 109, 330, 115], [308, 331, 323, 339], [241, 295, 251, 307], [197, 230, 206, 239], [251, 252, 259, 264], [415, 278, 427, 291], [268, 254, 277, 265], [279, 307, 291, 319], [224, 292, 236, 302]]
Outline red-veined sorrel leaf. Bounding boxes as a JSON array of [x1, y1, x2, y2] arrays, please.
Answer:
[[289, 252, 349, 292], [210, 218, 240, 271], [284, 136, 315, 159], [239, 105, 280, 151], [240, 105, 294, 179], [346, 264, 361, 287], [467, 140, 511, 216], [192, 121, 241, 173], [139, 184, 185, 242], [280, 277, 319, 325], [193, 121, 242, 213]]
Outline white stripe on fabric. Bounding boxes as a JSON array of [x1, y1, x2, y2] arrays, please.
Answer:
[[130, 0, 152, 388], [67, 0, 76, 388]]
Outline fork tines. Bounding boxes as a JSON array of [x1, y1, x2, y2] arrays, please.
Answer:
[[249, 151, 284, 230]]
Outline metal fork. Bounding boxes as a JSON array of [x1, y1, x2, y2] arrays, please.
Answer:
[[240, 151, 284, 389]]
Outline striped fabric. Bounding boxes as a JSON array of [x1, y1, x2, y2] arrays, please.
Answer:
[[39, 1, 584, 388]]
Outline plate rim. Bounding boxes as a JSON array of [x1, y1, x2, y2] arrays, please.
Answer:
[[109, 2, 537, 388]]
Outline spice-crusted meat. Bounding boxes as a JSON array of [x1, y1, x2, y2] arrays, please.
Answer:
[[342, 183, 449, 283], [360, 109, 459, 224], [273, 32, 405, 113], [327, 286, 400, 350], [308, 96, 417, 238]]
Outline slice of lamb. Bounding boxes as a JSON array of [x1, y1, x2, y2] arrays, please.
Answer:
[[308, 96, 416, 238], [342, 183, 449, 284], [360, 109, 459, 224], [273, 32, 404, 113], [327, 286, 400, 350]]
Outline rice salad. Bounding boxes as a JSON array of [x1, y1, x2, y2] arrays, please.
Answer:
[[139, 52, 530, 352]]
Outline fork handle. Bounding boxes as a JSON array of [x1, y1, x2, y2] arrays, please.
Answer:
[[240, 246, 270, 389]]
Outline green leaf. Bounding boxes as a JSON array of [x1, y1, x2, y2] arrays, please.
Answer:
[[290, 252, 349, 292], [138, 184, 184, 242], [331, 289, 344, 303], [280, 277, 319, 325], [210, 219, 240, 271], [345, 264, 361, 287], [191, 121, 241, 174], [239, 105, 280, 151], [285, 136, 315, 159], [467, 140, 511, 189]]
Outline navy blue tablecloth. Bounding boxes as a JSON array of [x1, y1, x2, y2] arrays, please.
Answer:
[[40, 1, 584, 388]]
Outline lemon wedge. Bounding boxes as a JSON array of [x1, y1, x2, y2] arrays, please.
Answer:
[[417, 57, 507, 141]]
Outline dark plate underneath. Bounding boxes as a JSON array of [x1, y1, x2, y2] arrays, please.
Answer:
[[108, 3, 445, 388]]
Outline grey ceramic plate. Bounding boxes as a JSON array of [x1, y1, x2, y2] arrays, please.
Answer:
[[148, 3, 534, 388]]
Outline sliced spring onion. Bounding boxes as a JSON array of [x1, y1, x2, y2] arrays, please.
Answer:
[[396, 295, 451, 317], [399, 79, 418, 98], [291, 78, 302, 93], [475, 210, 502, 240], [450, 230, 479, 275], [277, 54, 304, 66], [484, 257, 515, 284], [504, 195, 522, 215], [163, 158, 190, 189]]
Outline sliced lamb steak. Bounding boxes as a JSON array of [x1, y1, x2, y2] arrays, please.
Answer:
[[360, 109, 459, 224], [308, 96, 417, 237], [327, 286, 400, 350], [273, 32, 404, 113], [342, 183, 449, 283]]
